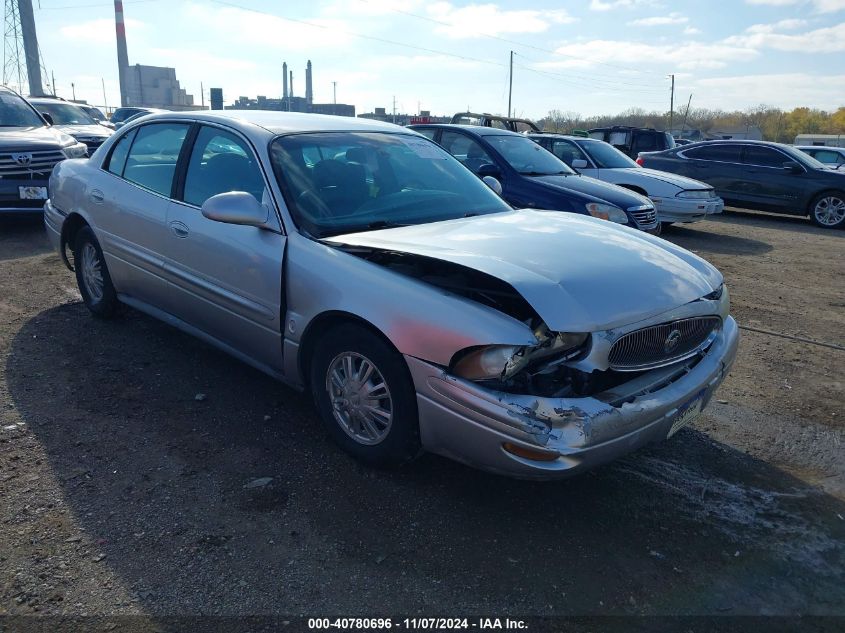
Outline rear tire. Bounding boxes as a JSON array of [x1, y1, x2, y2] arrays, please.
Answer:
[[310, 324, 421, 467], [809, 192, 845, 229], [73, 226, 120, 318]]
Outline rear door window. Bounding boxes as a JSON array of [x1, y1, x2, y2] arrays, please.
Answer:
[[683, 144, 742, 163], [631, 133, 659, 154], [743, 146, 787, 168], [122, 123, 190, 197], [105, 128, 137, 177], [413, 128, 437, 141]]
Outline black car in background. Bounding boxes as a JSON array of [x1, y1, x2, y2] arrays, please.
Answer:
[[639, 140, 845, 228], [589, 126, 675, 159], [409, 124, 659, 231]]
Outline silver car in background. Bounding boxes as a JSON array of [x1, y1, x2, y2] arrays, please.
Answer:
[[531, 133, 724, 229], [45, 111, 738, 479]]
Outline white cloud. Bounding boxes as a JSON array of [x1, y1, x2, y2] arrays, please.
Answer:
[[683, 26, 702, 35], [746, 0, 845, 12], [425, 2, 576, 38], [589, 0, 660, 10], [60, 18, 145, 45], [146, 49, 257, 72], [724, 22, 845, 51], [745, 18, 809, 33], [550, 39, 758, 70], [629, 12, 688, 26], [182, 2, 353, 51]]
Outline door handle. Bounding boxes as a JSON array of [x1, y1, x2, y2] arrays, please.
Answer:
[[169, 221, 189, 238], [90, 189, 104, 203]]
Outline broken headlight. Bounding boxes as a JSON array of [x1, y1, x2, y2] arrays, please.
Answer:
[[451, 329, 589, 382]]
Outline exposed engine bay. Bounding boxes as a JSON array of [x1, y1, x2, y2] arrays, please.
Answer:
[[335, 244, 706, 402]]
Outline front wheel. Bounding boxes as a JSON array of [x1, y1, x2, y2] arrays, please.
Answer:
[[73, 226, 120, 318], [310, 324, 421, 467], [809, 192, 845, 228]]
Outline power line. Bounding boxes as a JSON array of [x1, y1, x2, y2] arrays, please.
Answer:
[[355, 0, 663, 78], [207, 0, 509, 70]]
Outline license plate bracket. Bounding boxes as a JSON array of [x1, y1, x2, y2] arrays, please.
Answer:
[[667, 389, 705, 438]]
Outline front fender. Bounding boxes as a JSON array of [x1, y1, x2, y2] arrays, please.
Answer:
[[284, 234, 538, 369]]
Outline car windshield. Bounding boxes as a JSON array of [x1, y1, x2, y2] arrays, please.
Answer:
[[34, 102, 97, 125], [485, 134, 575, 175], [580, 139, 639, 168], [270, 132, 512, 238], [0, 92, 45, 127]]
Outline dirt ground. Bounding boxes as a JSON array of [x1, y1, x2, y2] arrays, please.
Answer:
[[1, 209, 843, 622]]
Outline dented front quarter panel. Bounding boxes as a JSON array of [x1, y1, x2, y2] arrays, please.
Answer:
[[284, 233, 538, 376]]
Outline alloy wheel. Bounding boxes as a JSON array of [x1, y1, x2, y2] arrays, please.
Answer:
[[814, 195, 845, 227]]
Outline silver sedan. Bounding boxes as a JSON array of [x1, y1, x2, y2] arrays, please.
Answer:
[[45, 111, 738, 479]]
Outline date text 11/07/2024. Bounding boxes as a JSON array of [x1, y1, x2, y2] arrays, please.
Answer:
[[307, 618, 528, 629]]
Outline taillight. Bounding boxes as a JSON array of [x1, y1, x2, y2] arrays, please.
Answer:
[[636, 157, 644, 166]]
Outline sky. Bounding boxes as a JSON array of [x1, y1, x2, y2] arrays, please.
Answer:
[[23, 0, 845, 118]]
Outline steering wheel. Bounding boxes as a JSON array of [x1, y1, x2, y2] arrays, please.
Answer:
[[298, 189, 333, 219]]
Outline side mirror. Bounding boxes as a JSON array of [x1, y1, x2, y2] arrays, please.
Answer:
[[482, 176, 503, 196], [476, 163, 501, 179], [782, 161, 803, 174], [41, 112, 54, 126], [201, 191, 269, 227], [571, 158, 588, 169]]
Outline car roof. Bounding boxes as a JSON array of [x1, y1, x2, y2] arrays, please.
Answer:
[[137, 110, 413, 135], [529, 133, 594, 141], [408, 123, 525, 137], [795, 145, 844, 150], [678, 139, 791, 150]]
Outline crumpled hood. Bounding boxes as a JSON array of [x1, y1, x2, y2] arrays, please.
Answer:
[[531, 173, 652, 208], [327, 210, 723, 332], [0, 125, 68, 150], [632, 167, 714, 190]]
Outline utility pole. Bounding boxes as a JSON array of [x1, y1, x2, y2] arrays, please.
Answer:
[[71, 82, 76, 101], [51, 70, 55, 96], [681, 93, 692, 133], [200, 81, 204, 108], [507, 50, 514, 118], [332, 81, 337, 104], [101, 77, 108, 113], [392, 95, 396, 124], [669, 74, 675, 133]]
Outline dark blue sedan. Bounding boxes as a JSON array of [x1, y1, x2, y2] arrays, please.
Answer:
[[408, 124, 659, 232]]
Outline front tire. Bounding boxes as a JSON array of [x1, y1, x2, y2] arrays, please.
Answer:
[[809, 192, 845, 228], [73, 226, 119, 318], [310, 324, 421, 467]]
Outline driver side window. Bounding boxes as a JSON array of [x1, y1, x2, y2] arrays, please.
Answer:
[[551, 140, 587, 166], [439, 131, 494, 174], [182, 126, 266, 207]]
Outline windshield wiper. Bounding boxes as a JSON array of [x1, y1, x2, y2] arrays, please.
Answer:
[[520, 170, 569, 176]]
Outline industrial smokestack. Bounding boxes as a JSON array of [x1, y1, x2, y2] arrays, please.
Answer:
[[282, 62, 288, 99], [114, 0, 130, 106], [17, 0, 43, 96], [305, 60, 313, 106]]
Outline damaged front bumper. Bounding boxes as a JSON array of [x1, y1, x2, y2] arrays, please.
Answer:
[[650, 196, 725, 224], [409, 316, 739, 479]]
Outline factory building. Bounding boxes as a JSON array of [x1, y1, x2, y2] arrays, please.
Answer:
[[358, 108, 449, 126], [227, 59, 355, 117], [113, 0, 197, 110]]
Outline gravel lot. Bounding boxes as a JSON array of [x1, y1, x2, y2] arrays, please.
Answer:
[[1, 210, 843, 621]]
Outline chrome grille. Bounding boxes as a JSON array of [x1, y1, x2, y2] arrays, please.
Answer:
[[609, 316, 721, 370], [629, 206, 658, 229], [0, 149, 65, 177]]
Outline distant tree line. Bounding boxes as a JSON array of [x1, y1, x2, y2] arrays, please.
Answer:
[[537, 106, 845, 143]]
